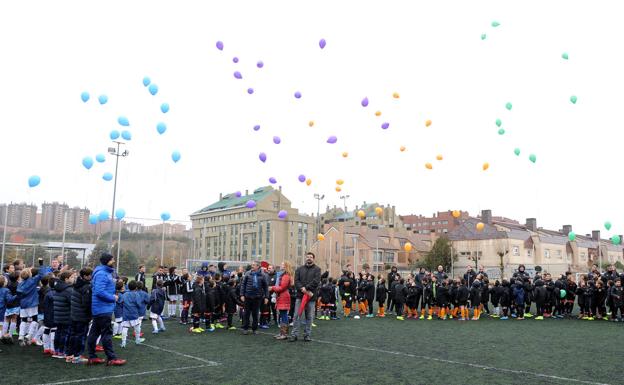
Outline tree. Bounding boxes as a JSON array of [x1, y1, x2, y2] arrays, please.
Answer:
[[65, 250, 80, 269], [424, 237, 456, 272], [118, 249, 139, 277], [87, 242, 109, 267], [495, 240, 509, 279]]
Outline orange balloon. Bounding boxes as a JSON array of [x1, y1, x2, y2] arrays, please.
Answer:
[[404, 242, 412, 252], [375, 111, 381, 117], [336, 179, 344, 185], [482, 162, 489, 171], [476, 222, 485, 231], [317, 234, 325, 241], [306, 178, 312, 186], [400, 146, 406, 152], [335, 186, 342, 192], [425, 119, 432, 127], [342, 152, 348, 158], [357, 210, 366, 219], [375, 207, 383, 216], [393, 92, 400, 99], [452, 210, 461, 219], [425, 163, 433, 170], [436, 154, 443, 161], [309, 120, 315, 127]]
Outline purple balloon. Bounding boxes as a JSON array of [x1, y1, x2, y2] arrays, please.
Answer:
[[298, 174, 306, 183], [259, 152, 267, 163], [247, 88, 254, 94], [235, 191, 242, 197], [361, 97, 369, 107], [253, 124, 261, 131], [278, 210, 288, 219], [234, 71, 242, 79], [246, 200, 257, 209], [269, 177, 277, 184], [294, 91, 302, 99], [319, 39, 326, 49], [327, 136, 337, 144], [216, 41, 224, 51], [381, 122, 389, 129], [233, 57, 239, 63], [257, 60, 264, 68], [273, 136, 281, 144]]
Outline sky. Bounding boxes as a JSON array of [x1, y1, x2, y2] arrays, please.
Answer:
[[1, 1, 623, 235]]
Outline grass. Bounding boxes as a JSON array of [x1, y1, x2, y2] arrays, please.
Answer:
[[1, 310, 619, 385]]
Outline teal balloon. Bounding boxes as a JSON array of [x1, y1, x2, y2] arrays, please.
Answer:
[[562, 53, 569, 60], [495, 119, 502, 127], [481, 34, 487, 40], [156, 122, 167, 135], [529, 154, 536, 163], [491, 21, 500, 27], [28, 175, 41, 188], [121, 130, 132, 141], [148, 84, 159, 95], [498, 128, 505, 135], [80, 92, 90, 103], [568, 232, 576, 242], [103, 172, 113, 181], [570, 95, 577, 104], [161, 212, 171, 221], [98, 210, 110, 221], [171, 150, 181, 163], [115, 209, 126, 220], [605, 221, 612, 231], [160, 103, 170, 113], [143, 76, 151, 87], [505, 102, 512, 111], [82, 156, 94, 170], [118, 116, 129, 127], [95, 154, 106, 163], [110, 130, 120, 140], [559, 289, 566, 299], [88, 214, 99, 225], [612, 235, 621, 245], [98, 95, 108, 105], [514, 148, 521, 156]]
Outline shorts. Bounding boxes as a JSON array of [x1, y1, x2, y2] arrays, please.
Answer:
[[149, 312, 162, 320], [37, 314, 44, 322], [115, 317, 122, 323], [121, 319, 141, 328], [169, 295, 181, 302], [5, 307, 19, 317], [20, 307, 38, 318]]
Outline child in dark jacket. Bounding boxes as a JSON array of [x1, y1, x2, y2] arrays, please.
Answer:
[[376, 278, 387, 317], [180, 273, 193, 325], [113, 281, 124, 338], [66, 267, 92, 364], [149, 280, 167, 334], [499, 280, 512, 320], [406, 278, 419, 319], [366, 275, 376, 317], [610, 279, 624, 321], [52, 271, 74, 358], [533, 278, 547, 320], [0, 275, 17, 344], [3, 272, 20, 342], [490, 280, 502, 318], [437, 280, 451, 320], [42, 282, 56, 355], [393, 279, 407, 320], [456, 279, 470, 321], [191, 276, 207, 333], [120, 281, 148, 347], [470, 280, 482, 320], [224, 279, 243, 329], [205, 279, 217, 332], [319, 279, 334, 320], [512, 280, 525, 320]]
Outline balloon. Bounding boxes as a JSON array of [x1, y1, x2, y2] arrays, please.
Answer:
[[404, 243, 412, 252], [319, 39, 326, 49], [514, 148, 521, 156], [98, 210, 110, 221], [559, 290, 567, 299], [436, 155, 443, 161], [253, 125, 261, 131], [393, 92, 400, 99], [425, 163, 433, 170], [605, 221, 612, 231], [28, 175, 41, 188], [361, 97, 369, 107], [257, 61, 264, 68], [400, 146, 406, 152], [273, 136, 281, 144], [161, 103, 170, 113], [121, 130, 131, 141], [335, 186, 342, 192], [570, 95, 577, 104], [562, 53, 569, 60], [294, 91, 302, 99], [157, 122, 167, 135], [118, 116, 129, 126], [336, 179, 344, 185], [568, 232, 576, 242], [247, 88, 254, 94], [103, 172, 113, 181], [342, 152, 348, 158], [143, 76, 151, 87], [88, 214, 99, 225], [246, 200, 257, 209], [278, 210, 288, 219], [309, 121, 314, 127], [498, 129, 505, 135], [148, 84, 159, 95], [115, 209, 126, 220], [476, 222, 485, 231], [483, 162, 490, 171], [172, 151, 181, 163], [375, 207, 383, 216], [233, 57, 239, 63], [612, 235, 621, 245], [298, 175, 306, 183], [216, 41, 224, 51], [80, 92, 90, 103], [161, 212, 171, 221], [505, 102, 512, 111], [381, 122, 389, 130], [425, 120, 432, 127], [327, 136, 337, 144], [481, 34, 487, 40], [452, 210, 461, 219], [306, 179, 312, 186], [491, 21, 500, 27], [98, 95, 108, 105], [234, 71, 242, 79], [110, 130, 120, 140], [235, 191, 242, 198], [259, 152, 267, 163], [529, 154, 537, 163], [269, 177, 277, 184], [357, 210, 366, 219], [496, 119, 502, 127], [82, 156, 94, 170], [375, 111, 381, 117], [317, 234, 325, 241], [96, 154, 106, 163]]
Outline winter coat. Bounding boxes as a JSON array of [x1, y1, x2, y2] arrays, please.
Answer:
[[490, 284, 503, 306], [121, 291, 146, 321], [437, 285, 450, 306], [376, 283, 387, 303], [611, 286, 624, 308], [205, 285, 217, 313], [294, 264, 321, 300], [6, 279, 19, 308], [218, 262, 232, 280], [533, 280, 548, 304], [43, 290, 55, 327], [0, 287, 16, 318], [434, 271, 448, 282], [191, 283, 206, 315], [463, 270, 477, 287], [393, 283, 407, 303], [470, 282, 482, 306], [357, 279, 369, 301], [406, 284, 420, 304], [52, 281, 73, 326], [149, 287, 167, 315], [241, 270, 269, 299], [91, 264, 117, 317], [339, 276, 355, 298], [17, 272, 43, 309], [138, 290, 150, 317], [320, 283, 336, 306], [224, 285, 242, 313], [38, 285, 50, 314], [70, 277, 92, 323], [366, 280, 376, 302], [114, 293, 124, 319], [456, 285, 470, 305], [513, 283, 525, 306]]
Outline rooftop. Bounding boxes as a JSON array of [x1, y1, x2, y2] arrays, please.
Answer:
[[193, 186, 274, 215]]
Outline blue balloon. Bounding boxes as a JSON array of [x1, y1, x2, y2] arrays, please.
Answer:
[[156, 122, 167, 135], [161, 212, 171, 221], [98, 95, 108, 105], [121, 130, 132, 141], [88, 214, 99, 225], [118, 116, 129, 127], [95, 154, 106, 163], [171, 150, 181, 163], [161, 103, 170, 113], [28, 175, 41, 188], [115, 208, 126, 220], [82, 156, 94, 170], [103, 172, 113, 181], [98, 210, 110, 221], [80, 92, 90, 103], [143, 76, 151, 87], [110, 130, 120, 140], [148, 84, 159, 95]]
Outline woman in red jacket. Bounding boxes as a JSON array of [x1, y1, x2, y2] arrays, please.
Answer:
[[270, 261, 293, 340]]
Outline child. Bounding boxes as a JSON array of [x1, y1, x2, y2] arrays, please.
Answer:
[[42, 279, 56, 355], [180, 273, 193, 325], [376, 278, 387, 317], [533, 276, 547, 320], [17, 268, 43, 346], [224, 279, 243, 330], [149, 280, 167, 334], [165, 267, 181, 318], [564, 275, 577, 318], [585, 280, 596, 320], [490, 280, 502, 318], [112, 281, 124, 339], [205, 279, 217, 332], [480, 276, 490, 315], [499, 280, 512, 320], [356, 273, 369, 319], [52, 271, 75, 358], [213, 273, 226, 329], [593, 280, 607, 320], [66, 267, 92, 364], [136, 281, 150, 338], [34, 275, 52, 347], [366, 274, 375, 318], [610, 279, 624, 321], [190, 276, 206, 333], [456, 279, 469, 321], [0, 276, 17, 346], [319, 278, 333, 320], [120, 281, 147, 347], [512, 279, 525, 320], [449, 279, 459, 319], [437, 279, 450, 320], [405, 278, 419, 319], [2, 272, 19, 343], [393, 279, 407, 321], [338, 273, 355, 318], [576, 280, 588, 319]]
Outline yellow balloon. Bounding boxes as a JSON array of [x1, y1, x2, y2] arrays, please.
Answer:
[[309, 120, 315, 127], [375, 111, 382, 117], [482, 162, 489, 171], [400, 146, 406, 152], [452, 210, 461, 219], [436, 154, 443, 161], [404, 242, 412, 252], [336, 179, 344, 186], [342, 152, 348, 158], [425, 163, 433, 170], [335, 186, 342, 192], [357, 210, 366, 219], [476, 222, 485, 231], [375, 207, 383, 216], [393, 92, 400, 99], [306, 178, 312, 186], [317, 234, 325, 241], [425, 119, 432, 127]]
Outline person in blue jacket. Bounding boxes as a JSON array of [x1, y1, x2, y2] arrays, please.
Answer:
[[17, 267, 43, 345], [112, 281, 125, 339], [149, 280, 167, 334], [86, 253, 126, 366], [120, 281, 148, 348], [0, 275, 17, 347]]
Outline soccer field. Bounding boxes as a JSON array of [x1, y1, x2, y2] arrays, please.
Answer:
[[0, 314, 618, 385]]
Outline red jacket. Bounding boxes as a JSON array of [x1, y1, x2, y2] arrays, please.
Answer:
[[271, 273, 291, 311]]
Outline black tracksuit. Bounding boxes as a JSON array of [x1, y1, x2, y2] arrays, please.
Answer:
[[376, 283, 387, 311], [67, 277, 91, 357], [393, 283, 407, 317]]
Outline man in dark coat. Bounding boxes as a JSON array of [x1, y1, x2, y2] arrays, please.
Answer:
[[290, 252, 321, 342]]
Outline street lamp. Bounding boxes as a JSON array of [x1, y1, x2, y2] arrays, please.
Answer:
[[340, 195, 350, 213], [314, 193, 325, 235], [108, 142, 129, 250]]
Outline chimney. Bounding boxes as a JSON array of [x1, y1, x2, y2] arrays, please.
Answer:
[[219, 193, 223, 200], [279, 186, 282, 192], [482, 210, 492, 224], [562, 225, 572, 235], [592, 230, 600, 241], [526, 218, 537, 232]]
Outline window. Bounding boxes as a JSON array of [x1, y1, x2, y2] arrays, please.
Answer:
[[373, 250, 383, 262], [544, 249, 550, 259], [272, 201, 279, 209], [460, 251, 471, 257], [556, 250, 562, 259], [442, 221, 449, 225], [581, 252, 586, 261], [385, 252, 395, 263], [345, 248, 354, 257]]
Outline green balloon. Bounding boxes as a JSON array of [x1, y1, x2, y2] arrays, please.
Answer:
[[568, 232, 576, 242], [491, 21, 500, 27], [570, 95, 577, 104], [559, 289, 566, 299], [481, 34, 487, 40], [562, 52, 569, 60], [529, 154, 536, 163], [612, 235, 621, 245], [514, 148, 521, 156], [505, 102, 512, 110], [498, 128, 505, 135], [495, 119, 502, 127], [605, 221, 612, 231]]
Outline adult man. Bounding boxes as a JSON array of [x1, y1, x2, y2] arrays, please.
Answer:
[[267, 265, 279, 325], [588, 264, 601, 281], [463, 265, 477, 287], [240, 261, 269, 335], [478, 265, 489, 279], [135, 265, 147, 291], [434, 265, 448, 282], [290, 252, 321, 342], [87, 253, 125, 366], [603, 265, 618, 283]]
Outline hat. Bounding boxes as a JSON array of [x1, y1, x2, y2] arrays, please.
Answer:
[[100, 253, 114, 265]]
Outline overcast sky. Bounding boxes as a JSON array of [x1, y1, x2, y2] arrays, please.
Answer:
[[1, 1, 623, 235]]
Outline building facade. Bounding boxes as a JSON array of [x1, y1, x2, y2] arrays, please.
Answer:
[[41, 202, 90, 233], [0, 203, 37, 229], [400, 210, 471, 235]]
